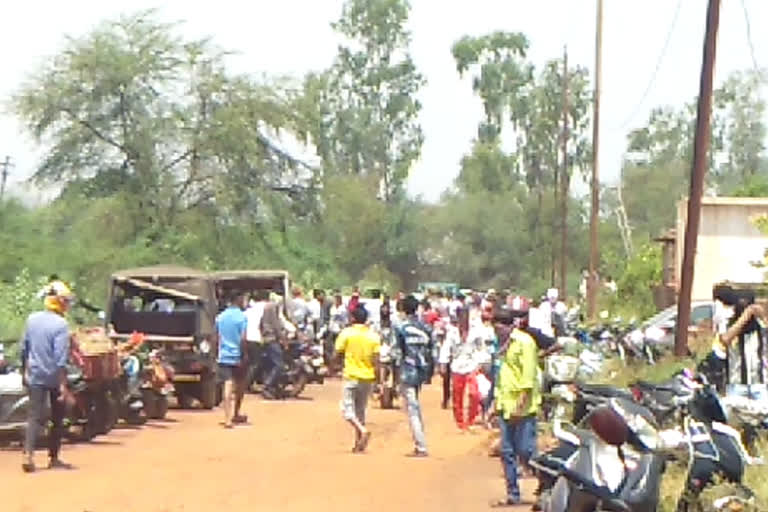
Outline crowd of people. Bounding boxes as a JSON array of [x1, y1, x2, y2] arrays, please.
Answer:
[[287, 286, 570, 507], [20, 278, 568, 507]]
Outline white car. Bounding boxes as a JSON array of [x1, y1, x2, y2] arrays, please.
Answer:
[[639, 301, 714, 350]]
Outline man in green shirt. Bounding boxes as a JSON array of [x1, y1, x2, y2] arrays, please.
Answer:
[[492, 296, 540, 507]]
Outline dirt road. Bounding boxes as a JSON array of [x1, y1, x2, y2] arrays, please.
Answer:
[[0, 380, 534, 512]]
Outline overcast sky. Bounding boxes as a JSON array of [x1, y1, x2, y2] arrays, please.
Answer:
[[2, 0, 766, 203]]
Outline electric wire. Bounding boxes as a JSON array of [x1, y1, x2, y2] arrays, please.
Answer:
[[740, 0, 761, 73], [614, 0, 683, 130]]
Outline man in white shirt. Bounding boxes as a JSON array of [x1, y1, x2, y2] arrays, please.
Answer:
[[243, 290, 267, 370], [307, 291, 322, 325], [244, 292, 267, 343], [538, 288, 567, 338], [438, 310, 482, 431]]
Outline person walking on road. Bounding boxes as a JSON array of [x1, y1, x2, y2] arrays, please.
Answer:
[[438, 308, 481, 432], [21, 281, 76, 473], [216, 291, 248, 428], [335, 304, 381, 453], [395, 295, 433, 457], [492, 296, 541, 507]]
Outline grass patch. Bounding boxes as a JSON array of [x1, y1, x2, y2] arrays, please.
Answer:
[[592, 355, 699, 388]]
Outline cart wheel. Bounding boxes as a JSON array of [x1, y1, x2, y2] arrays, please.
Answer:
[[103, 393, 119, 433], [154, 395, 169, 419], [142, 389, 158, 418]]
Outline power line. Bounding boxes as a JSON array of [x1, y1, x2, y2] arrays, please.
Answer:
[[614, 0, 683, 130], [740, 0, 760, 72]]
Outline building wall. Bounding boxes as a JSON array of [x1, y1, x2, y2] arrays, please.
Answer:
[[676, 198, 768, 301]]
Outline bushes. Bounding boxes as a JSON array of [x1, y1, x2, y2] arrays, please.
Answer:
[[0, 269, 49, 362]]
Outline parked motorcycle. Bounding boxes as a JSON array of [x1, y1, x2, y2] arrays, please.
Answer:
[[140, 349, 173, 420], [0, 364, 105, 443], [0, 369, 28, 440], [110, 354, 145, 425], [544, 398, 667, 512], [534, 376, 757, 512]]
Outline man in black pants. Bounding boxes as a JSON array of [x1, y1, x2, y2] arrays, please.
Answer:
[[21, 281, 76, 472]]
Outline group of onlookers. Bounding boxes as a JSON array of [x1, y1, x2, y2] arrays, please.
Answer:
[[329, 286, 568, 507]]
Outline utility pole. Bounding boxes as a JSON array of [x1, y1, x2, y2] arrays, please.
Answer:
[[560, 46, 570, 297], [587, 0, 603, 320], [0, 156, 11, 201], [675, 0, 721, 357]]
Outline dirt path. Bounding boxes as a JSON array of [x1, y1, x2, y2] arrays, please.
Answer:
[[0, 380, 534, 512]]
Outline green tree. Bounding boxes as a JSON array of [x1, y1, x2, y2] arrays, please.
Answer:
[[451, 31, 532, 143], [12, 10, 303, 238], [307, 0, 425, 201]]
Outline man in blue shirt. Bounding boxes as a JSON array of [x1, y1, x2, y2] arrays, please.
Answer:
[[21, 281, 76, 473], [216, 291, 248, 429], [395, 295, 433, 457]]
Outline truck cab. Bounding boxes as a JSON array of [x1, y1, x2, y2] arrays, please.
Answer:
[[105, 265, 222, 409]]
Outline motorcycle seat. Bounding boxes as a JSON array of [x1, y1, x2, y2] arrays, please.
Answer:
[[612, 397, 659, 428], [560, 467, 631, 512], [634, 379, 689, 396], [577, 383, 632, 398]]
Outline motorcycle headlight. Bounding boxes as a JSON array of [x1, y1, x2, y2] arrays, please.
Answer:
[[199, 340, 211, 354]]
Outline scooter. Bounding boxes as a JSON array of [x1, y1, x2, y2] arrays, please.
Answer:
[[543, 400, 667, 512], [0, 364, 100, 443], [0, 368, 28, 439], [111, 354, 145, 425], [535, 379, 757, 512]]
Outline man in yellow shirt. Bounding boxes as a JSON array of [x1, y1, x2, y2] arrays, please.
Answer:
[[492, 296, 541, 507], [335, 304, 381, 453]]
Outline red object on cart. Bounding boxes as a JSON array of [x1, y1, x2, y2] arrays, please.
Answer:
[[80, 352, 120, 380]]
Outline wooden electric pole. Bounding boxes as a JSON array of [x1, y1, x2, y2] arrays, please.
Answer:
[[0, 156, 11, 201], [588, 0, 603, 320], [560, 46, 570, 297], [675, 0, 721, 357]]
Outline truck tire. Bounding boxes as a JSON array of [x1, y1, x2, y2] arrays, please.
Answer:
[[177, 393, 194, 409], [200, 375, 217, 409]]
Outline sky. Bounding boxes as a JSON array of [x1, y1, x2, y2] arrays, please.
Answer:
[[1, 0, 767, 204]]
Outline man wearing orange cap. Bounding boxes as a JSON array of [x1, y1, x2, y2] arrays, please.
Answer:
[[21, 281, 76, 473]]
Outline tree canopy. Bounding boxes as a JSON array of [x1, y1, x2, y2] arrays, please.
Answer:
[[2, 5, 768, 331]]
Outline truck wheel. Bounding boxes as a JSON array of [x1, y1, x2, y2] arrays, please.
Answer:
[[177, 393, 194, 409], [200, 376, 217, 409], [216, 383, 223, 406]]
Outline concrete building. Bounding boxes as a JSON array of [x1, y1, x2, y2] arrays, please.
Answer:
[[667, 197, 768, 302]]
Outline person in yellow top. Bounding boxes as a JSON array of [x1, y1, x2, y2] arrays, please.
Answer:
[[335, 303, 381, 453], [492, 296, 541, 508]]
